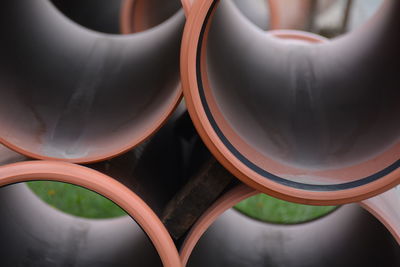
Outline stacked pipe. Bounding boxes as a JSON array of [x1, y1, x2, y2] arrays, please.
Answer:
[[0, 0, 398, 266]]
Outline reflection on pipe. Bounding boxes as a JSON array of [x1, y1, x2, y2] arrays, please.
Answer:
[[0, 0, 184, 163]]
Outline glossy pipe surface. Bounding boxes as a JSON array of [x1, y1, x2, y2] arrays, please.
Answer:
[[0, 0, 184, 163], [181, 0, 400, 203]]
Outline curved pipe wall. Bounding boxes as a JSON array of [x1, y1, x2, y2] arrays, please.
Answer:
[[0, 0, 184, 163], [180, 185, 400, 267], [181, 0, 400, 204], [0, 159, 182, 267]]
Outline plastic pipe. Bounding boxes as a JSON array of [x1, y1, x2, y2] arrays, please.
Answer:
[[0, 159, 182, 267], [180, 185, 400, 267], [181, 0, 400, 205], [0, 0, 184, 163]]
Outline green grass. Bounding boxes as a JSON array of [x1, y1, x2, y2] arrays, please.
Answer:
[[235, 194, 337, 224], [27, 181, 126, 219]]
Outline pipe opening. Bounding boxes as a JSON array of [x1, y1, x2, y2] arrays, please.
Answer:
[[0, 182, 163, 266], [0, 0, 184, 162], [185, 188, 400, 267], [194, 0, 399, 189]]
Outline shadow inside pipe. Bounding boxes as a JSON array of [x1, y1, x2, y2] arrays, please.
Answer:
[[50, 0, 124, 34]]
